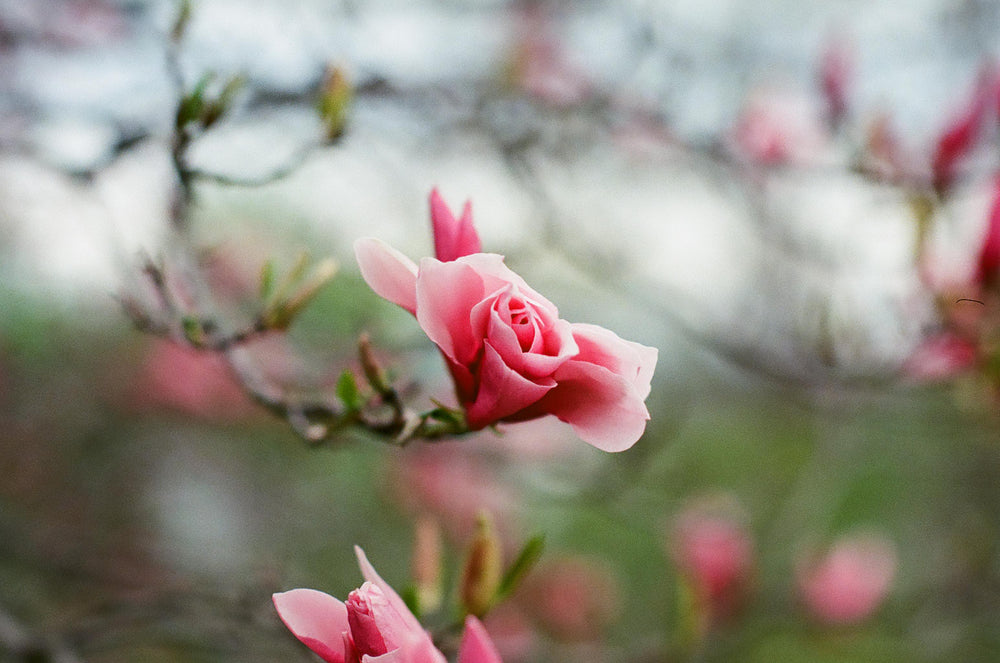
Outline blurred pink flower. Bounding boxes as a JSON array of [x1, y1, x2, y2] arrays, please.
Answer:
[[670, 501, 754, 625], [273, 546, 502, 663], [730, 88, 828, 167], [390, 447, 518, 543], [931, 63, 999, 195], [797, 534, 897, 626], [129, 340, 252, 419], [859, 113, 910, 184], [902, 332, 978, 382], [354, 191, 657, 452], [508, 4, 591, 108], [818, 33, 853, 128], [522, 556, 622, 642]]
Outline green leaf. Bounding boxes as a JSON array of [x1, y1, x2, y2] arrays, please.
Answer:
[[170, 0, 192, 43], [176, 72, 215, 129], [181, 316, 205, 346], [496, 534, 544, 602], [427, 406, 464, 427], [399, 585, 421, 620], [258, 259, 275, 300], [336, 370, 363, 412]]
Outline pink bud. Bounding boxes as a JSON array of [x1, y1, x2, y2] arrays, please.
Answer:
[[931, 63, 999, 195], [670, 501, 754, 624], [430, 188, 481, 262], [973, 175, 1000, 288], [819, 33, 852, 128], [273, 549, 450, 663], [345, 584, 391, 657], [798, 534, 897, 625]]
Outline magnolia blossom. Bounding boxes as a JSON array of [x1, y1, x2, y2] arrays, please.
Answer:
[[354, 190, 657, 452], [273, 546, 502, 663]]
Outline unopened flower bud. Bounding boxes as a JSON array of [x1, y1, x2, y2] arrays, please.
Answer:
[[318, 64, 352, 142], [261, 256, 337, 330], [358, 333, 390, 395], [411, 516, 443, 615], [460, 511, 503, 618]]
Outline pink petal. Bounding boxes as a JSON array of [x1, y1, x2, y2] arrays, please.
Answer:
[[355, 238, 419, 315], [415, 257, 490, 365], [456, 254, 557, 318], [273, 589, 350, 663], [465, 342, 555, 429], [457, 616, 503, 663], [486, 308, 576, 379], [364, 634, 447, 663], [354, 547, 424, 634], [570, 323, 657, 399], [347, 584, 391, 657], [974, 175, 1000, 287], [430, 188, 482, 262], [535, 360, 651, 452], [931, 63, 998, 194]]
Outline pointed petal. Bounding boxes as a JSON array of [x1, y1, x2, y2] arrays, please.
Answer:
[[355, 238, 419, 315], [430, 189, 481, 262], [457, 616, 503, 663], [273, 589, 350, 663], [354, 547, 423, 633]]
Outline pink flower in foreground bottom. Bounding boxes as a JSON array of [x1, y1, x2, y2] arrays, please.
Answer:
[[273, 546, 502, 663], [797, 534, 897, 626], [670, 503, 754, 625], [354, 190, 657, 452]]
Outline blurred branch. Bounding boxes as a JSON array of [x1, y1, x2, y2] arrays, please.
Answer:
[[0, 604, 84, 663], [186, 138, 327, 188]]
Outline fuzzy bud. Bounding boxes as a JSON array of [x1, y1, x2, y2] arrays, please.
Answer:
[[460, 512, 503, 618]]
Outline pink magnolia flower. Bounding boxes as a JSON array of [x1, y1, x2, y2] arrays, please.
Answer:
[[273, 546, 503, 663], [354, 190, 657, 452], [797, 534, 897, 626]]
